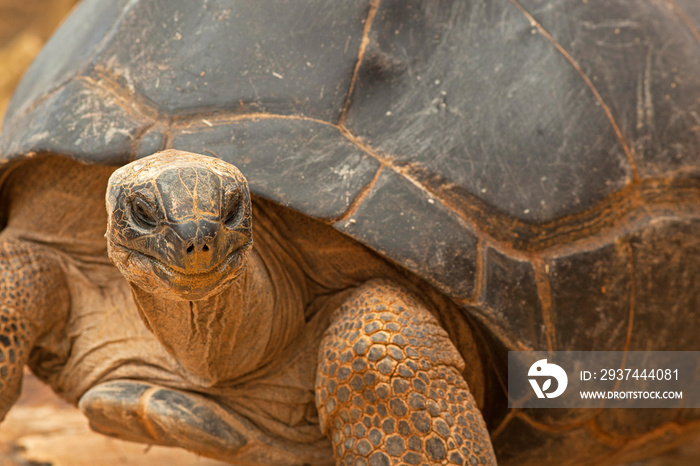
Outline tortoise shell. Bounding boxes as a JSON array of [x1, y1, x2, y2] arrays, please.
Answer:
[[2, 0, 700, 462]]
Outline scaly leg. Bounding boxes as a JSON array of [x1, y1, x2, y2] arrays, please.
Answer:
[[0, 239, 69, 420], [316, 280, 496, 465]]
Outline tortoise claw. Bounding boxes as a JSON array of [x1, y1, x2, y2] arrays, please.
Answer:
[[79, 380, 246, 453]]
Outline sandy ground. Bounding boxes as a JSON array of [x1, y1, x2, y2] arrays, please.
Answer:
[[0, 0, 81, 130]]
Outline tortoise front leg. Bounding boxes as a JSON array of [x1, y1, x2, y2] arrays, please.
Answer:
[[0, 305, 30, 420], [79, 381, 247, 455], [0, 239, 69, 420], [316, 280, 496, 465], [79, 380, 331, 465]]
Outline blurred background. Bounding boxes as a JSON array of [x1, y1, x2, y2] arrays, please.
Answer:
[[0, 0, 78, 131], [0, 1, 698, 465]]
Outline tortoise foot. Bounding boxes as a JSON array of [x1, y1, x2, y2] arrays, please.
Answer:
[[79, 380, 246, 454], [316, 280, 496, 465]]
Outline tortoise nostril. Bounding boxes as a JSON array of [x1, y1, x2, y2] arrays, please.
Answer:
[[186, 243, 210, 254]]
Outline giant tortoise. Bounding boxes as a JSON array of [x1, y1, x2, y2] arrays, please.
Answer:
[[1, 0, 699, 465]]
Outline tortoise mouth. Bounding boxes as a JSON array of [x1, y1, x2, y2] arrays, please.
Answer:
[[146, 249, 244, 279], [110, 242, 248, 300]]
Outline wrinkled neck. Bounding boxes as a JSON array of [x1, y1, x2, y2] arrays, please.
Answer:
[[130, 244, 306, 385]]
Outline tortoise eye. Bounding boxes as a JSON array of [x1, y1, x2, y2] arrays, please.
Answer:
[[130, 197, 158, 230], [223, 192, 242, 227]]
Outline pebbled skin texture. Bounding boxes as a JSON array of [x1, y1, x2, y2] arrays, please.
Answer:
[[317, 280, 495, 465], [0, 239, 69, 420], [0, 303, 29, 420]]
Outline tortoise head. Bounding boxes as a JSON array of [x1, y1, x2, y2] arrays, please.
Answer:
[[106, 150, 253, 301]]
